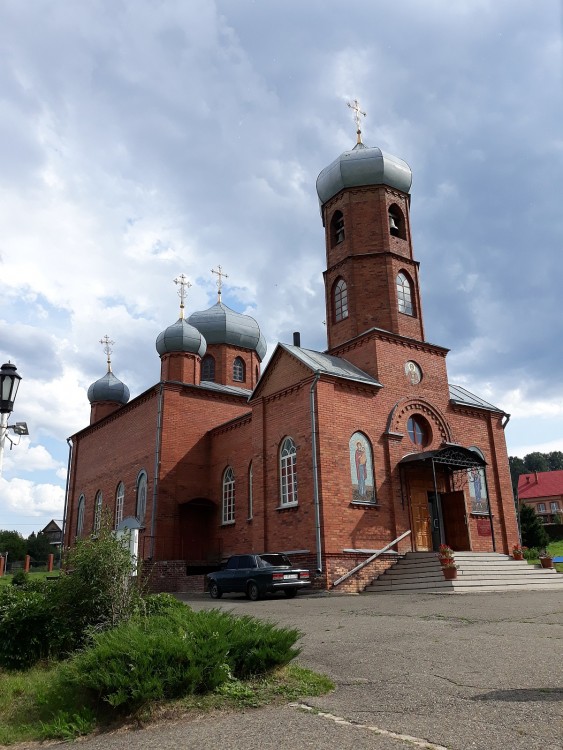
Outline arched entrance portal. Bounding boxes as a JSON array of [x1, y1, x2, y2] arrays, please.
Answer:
[[178, 499, 220, 565], [399, 446, 494, 552]]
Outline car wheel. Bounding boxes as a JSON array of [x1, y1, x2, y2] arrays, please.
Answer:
[[284, 589, 298, 598], [209, 582, 222, 599], [247, 581, 260, 601]]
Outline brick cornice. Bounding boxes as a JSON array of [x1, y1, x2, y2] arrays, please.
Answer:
[[329, 328, 449, 359]]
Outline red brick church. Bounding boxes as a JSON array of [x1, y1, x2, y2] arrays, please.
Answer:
[[63, 121, 519, 592]]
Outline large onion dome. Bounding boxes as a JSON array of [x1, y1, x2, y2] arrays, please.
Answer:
[[87, 371, 130, 405], [155, 318, 207, 358], [316, 141, 412, 205], [188, 301, 267, 361]]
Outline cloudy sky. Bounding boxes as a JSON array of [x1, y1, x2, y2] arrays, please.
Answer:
[[1, 0, 562, 536]]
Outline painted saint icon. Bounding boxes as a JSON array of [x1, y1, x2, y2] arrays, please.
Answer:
[[468, 466, 488, 513], [349, 432, 375, 503]]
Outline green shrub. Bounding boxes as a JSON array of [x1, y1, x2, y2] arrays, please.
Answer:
[[11, 569, 29, 587], [141, 592, 188, 617], [57, 608, 300, 713], [0, 587, 54, 669]]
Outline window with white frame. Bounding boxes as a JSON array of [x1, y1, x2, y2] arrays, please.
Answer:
[[280, 437, 298, 506], [76, 495, 85, 537], [334, 278, 348, 322], [93, 491, 103, 533], [550, 501, 559, 512], [248, 463, 253, 520], [397, 272, 414, 316], [537, 503, 546, 513], [136, 472, 147, 522], [233, 357, 245, 382], [222, 467, 235, 523], [115, 482, 125, 527]]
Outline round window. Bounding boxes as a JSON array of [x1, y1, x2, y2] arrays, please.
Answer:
[[407, 416, 430, 447]]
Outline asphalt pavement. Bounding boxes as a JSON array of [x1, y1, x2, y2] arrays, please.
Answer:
[[43, 589, 562, 750]]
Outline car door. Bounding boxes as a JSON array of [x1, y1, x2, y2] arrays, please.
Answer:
[[221, 556, 239, 592], [233, 555, 257, 592]]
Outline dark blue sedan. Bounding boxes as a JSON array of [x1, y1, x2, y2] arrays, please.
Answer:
[[206, 553, 311, 600]]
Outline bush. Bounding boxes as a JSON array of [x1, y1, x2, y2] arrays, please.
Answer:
[[57, 607, 300, 712], [520, 504, 549, 549], [0, 587, 53, 669], [11, 570, 29, 587]]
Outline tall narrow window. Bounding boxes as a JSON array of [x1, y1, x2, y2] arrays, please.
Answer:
[[93, 491, 103, 534], [280, 437, 298, 506], [115, 482, 125, 527], [136, 471, 147, 522], [222, 467, 235, 524], [201, 355, 215, 382], [334, 278, 349, 322], [397, 272, 414, 316], [248, 462, 253, 520], [331, 210, 345, 245], [76, 495, 85, 537], [233, 357, 245, 382]]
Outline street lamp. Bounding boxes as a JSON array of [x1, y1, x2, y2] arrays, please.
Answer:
[[0, 362, 29, 478]]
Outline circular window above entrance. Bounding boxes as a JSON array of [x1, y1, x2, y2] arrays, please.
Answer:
[[407, 415, 430, 447], [405, 361, 422, 385]]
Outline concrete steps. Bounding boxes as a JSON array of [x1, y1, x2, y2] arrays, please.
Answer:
[[364, 551, 563, 594]]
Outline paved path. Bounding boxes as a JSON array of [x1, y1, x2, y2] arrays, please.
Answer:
[[45, 590, 562, 750]]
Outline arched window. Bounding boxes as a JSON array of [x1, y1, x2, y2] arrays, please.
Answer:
[[280, 437, 298, 506], [222, 467, 235, 524], [333, 278, 349, 322], [136, 471, 147, 522], [248, 462, 253, 520], [388, 204, 406, 239], [397, 272, 414, 316], [331, 210, 345, 245], [407, 416, 430, 447], [76, 495, 85, 537], [115, 482, 125, 527], [201, 355, 215, 382], [349, 432, 376, 504], [233, 357, 245, 382], [93, 491, 103, 534]]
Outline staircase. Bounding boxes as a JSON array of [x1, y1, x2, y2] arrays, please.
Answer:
[[364, 552, 563, 594]]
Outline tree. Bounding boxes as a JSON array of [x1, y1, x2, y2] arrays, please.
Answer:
[[546, 451, 563, 471], [523, 452, 549, 473], [519, 504, 549, 549], [0, 530, 27, 561], [509, 456, 528, 494], [26, 532, 54, 562]]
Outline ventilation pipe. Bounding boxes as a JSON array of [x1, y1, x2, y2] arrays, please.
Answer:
[[293, 332, 301, 347]]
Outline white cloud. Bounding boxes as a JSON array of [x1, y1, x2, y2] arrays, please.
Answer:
[[0, 477, 64, 517]]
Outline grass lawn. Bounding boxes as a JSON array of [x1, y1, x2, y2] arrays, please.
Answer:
[[0, 570, 60, 587], [525, 539, 563, 573]]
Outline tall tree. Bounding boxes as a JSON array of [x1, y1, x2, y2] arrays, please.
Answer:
[[519, 504, 549, 549], [546, 451, 563, 471], [523, 452, 549, 473], [0, 530, 27, 561], [26, 531, 54, 562]]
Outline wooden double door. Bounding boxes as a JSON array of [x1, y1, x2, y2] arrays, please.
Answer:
[[409, 476, 470, 552]]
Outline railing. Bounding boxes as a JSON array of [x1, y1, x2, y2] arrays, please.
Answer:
[[332, 529, 412, 587]]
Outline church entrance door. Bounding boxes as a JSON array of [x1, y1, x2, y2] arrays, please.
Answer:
[[441, 491, 470, 550], [410, 484, 432, 551], [179, 499, 219, 563]]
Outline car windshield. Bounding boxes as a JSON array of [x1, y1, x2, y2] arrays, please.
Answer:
[[257, 554, 292, 567]]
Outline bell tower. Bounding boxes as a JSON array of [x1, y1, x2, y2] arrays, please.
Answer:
[[317, 103, 425, 352]]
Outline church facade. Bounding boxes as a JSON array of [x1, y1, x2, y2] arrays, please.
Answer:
[[63, 129, 519, 593]]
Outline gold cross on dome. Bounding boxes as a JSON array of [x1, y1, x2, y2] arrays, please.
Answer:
[[347, 98, 366, 144], [174, 273, 192, 318], [99, 335, 115, 372], [211, 265, 229, 302]]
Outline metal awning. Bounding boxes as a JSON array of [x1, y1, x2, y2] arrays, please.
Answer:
[[399, 445, 487, 470]]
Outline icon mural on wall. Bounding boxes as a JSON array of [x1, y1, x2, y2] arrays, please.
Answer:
[[468, 467, 489, 513], [405, 361, 422, 385], [349, 432, 375, 503]]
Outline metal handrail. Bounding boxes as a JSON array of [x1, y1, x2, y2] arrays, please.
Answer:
[[332, 529, 412, 587]]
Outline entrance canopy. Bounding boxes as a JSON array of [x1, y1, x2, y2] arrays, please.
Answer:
[[400, 445, 486, 470]]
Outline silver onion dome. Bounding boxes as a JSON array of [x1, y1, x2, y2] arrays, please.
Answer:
[[188, 301, 267, 361], [156, 318, 207, 358], [316, 142, 412, 205], [87, 371, 130, 405]]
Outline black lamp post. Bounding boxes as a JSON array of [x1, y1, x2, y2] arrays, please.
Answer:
[[0, 362, 28, 478]]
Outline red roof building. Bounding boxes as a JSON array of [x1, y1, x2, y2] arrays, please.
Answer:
[[518, 471, 563, 524]]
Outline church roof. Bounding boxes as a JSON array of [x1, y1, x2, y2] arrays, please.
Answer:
[[156, 318, 207, 358], [282, 344, 382, 387], [197, 381, 253, 399], [189, 301, 267, 361], [448, 384, 504, 413], [316, 142, 412, 204], [87, 371, 130, 405]]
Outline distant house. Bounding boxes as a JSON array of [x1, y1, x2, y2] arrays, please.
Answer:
[[41, 520, 63, 547], [518, 471, 563, 524]]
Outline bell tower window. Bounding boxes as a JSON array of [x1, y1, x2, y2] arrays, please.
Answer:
[[388, 204, 406, 240], [333, 278, 349, 322], [331, 211, 345, 246], [233, 357, 245, 382], [397, 272, 414, 316], [201, 355, 215, 382]]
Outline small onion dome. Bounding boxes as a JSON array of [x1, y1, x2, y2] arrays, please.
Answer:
[[188, 301, 267, 361], [316, 141, 412, 205], [87, 371, 130, 405], [155, 318, 207, 358]]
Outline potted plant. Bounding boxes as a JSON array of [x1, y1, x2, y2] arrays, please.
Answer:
[[539, 549, 554, 569], [438, 544, 454, 565], [441, 560, 458, 580], [512, 544, 526, 561]]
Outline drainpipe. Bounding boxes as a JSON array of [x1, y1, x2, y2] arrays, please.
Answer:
[[61, 437, 73, 550], [309, 373, 322, 572], [149, 383, 165, 559]]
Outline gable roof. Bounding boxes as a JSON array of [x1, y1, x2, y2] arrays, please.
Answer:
[[449, 384, 504, 413], [518, 470, 563, 499], [281, 344, 382, 387]]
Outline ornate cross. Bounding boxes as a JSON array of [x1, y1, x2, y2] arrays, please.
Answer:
[[99, 335, 115, 372], [174, 273, 192, 318], [347, 98, 366, 144], [211, 265, 229, 302]]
